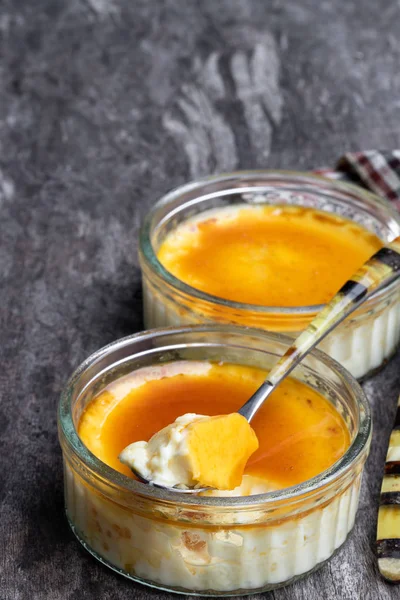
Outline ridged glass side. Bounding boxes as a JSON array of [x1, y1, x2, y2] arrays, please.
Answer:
[[142, 277, 400, 379], [64, 460, 362, 596]]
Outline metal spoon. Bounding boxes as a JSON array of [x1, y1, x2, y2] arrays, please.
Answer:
[[132, 237, 400, 493]]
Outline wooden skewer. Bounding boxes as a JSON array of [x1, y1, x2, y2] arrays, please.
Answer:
[[377, 394, 400, 582]]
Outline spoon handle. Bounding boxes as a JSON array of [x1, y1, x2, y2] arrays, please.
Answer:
[[376, 393, 400, 583], [238, 237, 400, 422]]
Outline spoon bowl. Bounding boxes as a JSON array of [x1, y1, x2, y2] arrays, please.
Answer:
[[131, 466, 210, 494]]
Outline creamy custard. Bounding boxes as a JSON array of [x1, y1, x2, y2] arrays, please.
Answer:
[[157, 205, 382, 307], [79, 361, 350, 495]]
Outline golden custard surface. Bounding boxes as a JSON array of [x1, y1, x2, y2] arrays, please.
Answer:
[[79, 362, 350, 490], [157, 205, 382, 306]]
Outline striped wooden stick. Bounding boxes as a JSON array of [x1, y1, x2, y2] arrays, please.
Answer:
[[377, 394, 400, 582]]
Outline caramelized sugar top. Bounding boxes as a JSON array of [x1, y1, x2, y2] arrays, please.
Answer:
[[79, 362, 350, 490], [157, 205, 382, 307]]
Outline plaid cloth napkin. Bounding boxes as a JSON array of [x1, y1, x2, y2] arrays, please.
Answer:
[[314, 151, 400, 211]]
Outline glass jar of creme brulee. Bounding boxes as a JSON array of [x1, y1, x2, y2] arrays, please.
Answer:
[[139, 171, 400, 379], [58, 325, 371, 596]]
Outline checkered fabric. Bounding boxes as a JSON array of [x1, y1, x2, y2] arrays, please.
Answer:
[[314, 151, 400, 211]]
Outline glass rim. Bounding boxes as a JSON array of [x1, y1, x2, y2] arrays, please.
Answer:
[[58, 324, 372, 509], [139, 169, 400, 316]]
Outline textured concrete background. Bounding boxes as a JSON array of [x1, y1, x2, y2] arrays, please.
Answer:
[[1, 1, 400, 598]]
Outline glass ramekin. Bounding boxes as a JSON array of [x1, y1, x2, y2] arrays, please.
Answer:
[[58, 325, 371, 596], [139, 171, 400, 380]]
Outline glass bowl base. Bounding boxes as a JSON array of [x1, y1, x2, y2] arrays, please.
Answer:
[[67, 513, 352, 597]]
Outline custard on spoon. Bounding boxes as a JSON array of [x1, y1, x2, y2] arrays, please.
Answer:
[[119, 412, 258, 491]]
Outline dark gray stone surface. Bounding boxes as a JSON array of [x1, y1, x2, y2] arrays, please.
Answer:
[[1, 1, 400, 598]]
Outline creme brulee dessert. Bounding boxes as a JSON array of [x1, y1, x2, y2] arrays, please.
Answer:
[[60, 325, 371, 594], [142, 202, 400, 378], [79, 361, 350, 497]]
